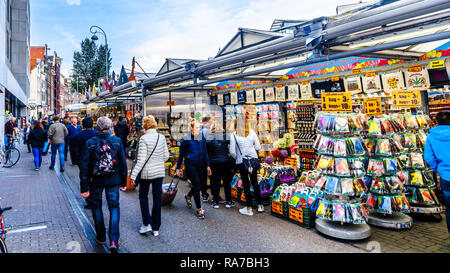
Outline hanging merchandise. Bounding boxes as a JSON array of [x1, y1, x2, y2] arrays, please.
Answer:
[[287, 84, 300, 101], [405, 70, 430, 90], [256, 103, 282, 153], [381, 71, 406, 92], [238, 91, 246, 104], [218, 93, 224, 106], [265, 87, 275, 102], [230, 92, 238, 105], [362, 73, 382, 94], [223, 93, 231, 105], [300, 82, 313, 100], [255, 88, 264, 103], [246, 90, 255, 103], [344, 76, 363, 95], [296, 104, 316, 149], [276, 86, 286, 101]]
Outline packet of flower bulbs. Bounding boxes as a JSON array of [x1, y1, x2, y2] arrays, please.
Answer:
[[384, 158, 397, 176], [332, 203, 346, 222], [340, 178, 355, 196], [325, 176, 340, 194], [364, 139, 377, 155], [410, 170, 424, 186], [335, 158, 351, 176], [404, 133, 417, 148], [378, 197, 393, 214], [368, 119, 382, 136], [410, 152, 425, 168], [375, 139, 392, 156], [419, 189, 435, 205], [405, 115, 419, 129], [334, 115, 350, 132], [334, 138, 347, 156], [422, 170, 435, 186], [314, 176, 327, 191], [347, 137, 365, 156]]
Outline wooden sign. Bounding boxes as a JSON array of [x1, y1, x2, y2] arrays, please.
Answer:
[[363, 97, 382, 115], [382, 72, 405, 92], [405, 70, 430, 90], [246, 90, 255, 103], [321, 92, 352, 112], [430, 60, 445, 69], [392, 90, 422, 108]]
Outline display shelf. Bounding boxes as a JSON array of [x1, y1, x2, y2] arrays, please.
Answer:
[[315, 218, 371, 241], [367, 211, 413, 230]]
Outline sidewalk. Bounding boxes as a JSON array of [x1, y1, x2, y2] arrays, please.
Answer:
[[0, 144, 94, 253]]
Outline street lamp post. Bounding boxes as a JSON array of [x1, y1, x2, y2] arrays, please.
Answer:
[[90, 25, 109, 78]]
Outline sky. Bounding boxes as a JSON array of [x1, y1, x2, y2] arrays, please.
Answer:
[[31, 0, 362, 79]]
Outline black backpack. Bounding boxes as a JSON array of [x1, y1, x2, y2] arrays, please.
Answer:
[[92, 138, 118, 176]]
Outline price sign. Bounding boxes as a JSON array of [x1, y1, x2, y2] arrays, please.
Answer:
[[331, 76, 340, 82], [392, 90, 421, 108], [430, 60, 445, 69], [409, 65, 422, 72], [321, 92, 352, 112], [352, 68, 362, 74], [366, 72, 376, 77], [363, 97, 382, 115]]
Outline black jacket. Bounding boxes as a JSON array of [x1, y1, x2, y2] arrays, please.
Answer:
[[28, 128, 48, 148], [206, 133, 233, 164], [73, 129, 98, 166], [79, 133, 128, 193], [114, 121, 129, 140]]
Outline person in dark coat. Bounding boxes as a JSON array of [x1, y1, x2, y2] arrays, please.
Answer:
[[73, 118, 98, 166], [68, 118, 82, 165], [23, 122, 32, 153], [114, 116, 130, 153], [79, 116, 128, 253], [28, 121, 48, 171]]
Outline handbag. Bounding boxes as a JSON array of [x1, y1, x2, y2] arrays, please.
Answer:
[[233, 134, 260, 174], [134, 134, 160, 186]]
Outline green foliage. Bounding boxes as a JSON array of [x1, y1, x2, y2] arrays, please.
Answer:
[[72, 38, 112, 91]]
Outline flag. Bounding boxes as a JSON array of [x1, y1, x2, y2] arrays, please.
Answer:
[[118, 65, 128, 85], [104, 76, 112, 92], [112, 71, 118, 87], [93, 83, 97, 97], [128, 57, 136, 82]]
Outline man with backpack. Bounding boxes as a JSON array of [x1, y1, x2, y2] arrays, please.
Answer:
[[79, 116, 128, 253]]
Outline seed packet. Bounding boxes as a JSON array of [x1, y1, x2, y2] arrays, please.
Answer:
[[332, 203, 346, 222], [375, 139, 391, 156], [325, 177, 340, 193], [334, 139, 347, 156], [366, 194, 376, 208], [405, 115, 419, 129], [416, 115, 428, 128], [335, 158, 351, 176], [368, 119, 382, 136], [410, 170, 424, 186], [272, 187, 282, 202], [398, 154, 411, 169], [397, 170, 410, 186], [393, 134, 404, 149], [352, 204, 366, 224], [335, 116, 349, 132], [348, 158, 365, 177], [378, 197, 393, 214], [384, 158, 397, 176], [422, 170, 435, 186], [313, 134, 322, 150], [351, 137, 365, 155], [367, 159, 385, 176], [288, 192, 302, 207], [353, 178, 366, 196], [341, 179, 354, 196], [381, 118, 395, 134], [411, 152, 425, 168], [370, 177, 386, 195], [364, 139, 377, 155], [324, 201, 333, 219], [404, 133, 416, 148], [316, 201, 326, 218], [419, 189, 434, 204], [314, 176, 327, 191]]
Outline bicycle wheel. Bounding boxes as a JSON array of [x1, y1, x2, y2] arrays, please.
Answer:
[[0, 237, 7, 253], [3, 148, 20, 168]]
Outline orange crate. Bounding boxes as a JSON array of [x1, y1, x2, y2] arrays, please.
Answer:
[[289, 206, 304, 223], [271, 201, 284, 215], [231, 187, 237, 199]]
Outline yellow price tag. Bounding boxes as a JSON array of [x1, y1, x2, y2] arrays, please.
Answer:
[[366, 72, 376, 77], [392, 90, 421, 108], [321, 92, 352, 112], [364, 97, 382, 115], [352, 68, 362, 74], [331, 76, 340, 82], [430, 60, 445, 69]]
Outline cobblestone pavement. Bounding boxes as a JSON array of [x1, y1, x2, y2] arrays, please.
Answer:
[[1, 144, 449, 253], [0, 145, 94, 253]]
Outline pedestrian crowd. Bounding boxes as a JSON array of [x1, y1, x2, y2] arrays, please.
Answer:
[[4, 110, 450, 253]]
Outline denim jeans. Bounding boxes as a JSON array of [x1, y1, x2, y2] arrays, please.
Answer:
[[139, 178, 163, 231], [32, 148, 43, 168], [50, 143, 65, 168], [441, 179, 450, 233], [90, 185, 120, 242]]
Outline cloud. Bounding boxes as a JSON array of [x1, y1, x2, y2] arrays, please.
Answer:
[[130, 0, 350, 73], [66, 0, 81, 6]]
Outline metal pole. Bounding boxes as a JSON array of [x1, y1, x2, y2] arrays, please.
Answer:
[[90, 25, 108, 78]]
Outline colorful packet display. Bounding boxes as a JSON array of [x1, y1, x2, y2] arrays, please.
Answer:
[[315, 113, 367, 133], [410, 152, 425, 168], [316, 200, 367, 224], [405, 115, 419, 129], [368, 119, 382, 136], [367, 195, 410, 214], [409, 170, 424, 186], [335, 158, 351, 176], [375, 139, 391, 156], [403, 133, 417, 149]]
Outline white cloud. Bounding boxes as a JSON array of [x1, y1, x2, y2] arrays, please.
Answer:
[[130, 0, 354, 73], [66, 0, 81, 6]]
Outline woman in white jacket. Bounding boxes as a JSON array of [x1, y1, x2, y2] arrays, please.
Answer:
[[130, 115, 169, 237]]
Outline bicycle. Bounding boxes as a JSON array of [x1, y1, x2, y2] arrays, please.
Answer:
[[2, 135, 20, 168], [0, 198, 12, 253]]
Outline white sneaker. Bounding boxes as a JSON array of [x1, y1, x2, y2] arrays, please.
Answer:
[[239, 207, 254, 216], [139, 225, 152, 234], [257, 205, 265, 213], [152, 230, 159, 237]]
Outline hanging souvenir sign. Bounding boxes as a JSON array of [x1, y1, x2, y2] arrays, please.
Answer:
[[237, 91, 246, 104], [230, 92, 238, 105], [217, 94, 224, 106], [246, 90, 255, 103], [362, 74, 382, 94], [392, 90, 421, 108], [275, 86, 286, 101], [265, 87, 275, 102], [382, 71, 405, 92], [363, 97, 382, 115], [321, 92, 352, 112], [405, 70, 430, 90], [255, 88, 264, 103], [344, 76, 363, 94], [287, 84, 299, 101], [300, 82, 313, 100], [223, 93, 231, 105]]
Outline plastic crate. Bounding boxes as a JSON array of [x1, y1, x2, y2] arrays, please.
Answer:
[[288, 206, 316, 229], [271, 200, 284, 217]]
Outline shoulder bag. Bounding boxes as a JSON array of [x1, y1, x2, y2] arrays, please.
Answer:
[[134, 134, 160, 186], [233, 134, 260, 174]]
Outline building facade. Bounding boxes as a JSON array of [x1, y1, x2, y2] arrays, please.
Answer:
[[0, 0, 30, 145]]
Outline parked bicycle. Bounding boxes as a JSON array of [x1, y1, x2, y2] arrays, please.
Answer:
[[2, 135, 20, 168], [0, 198, 12, 253]]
